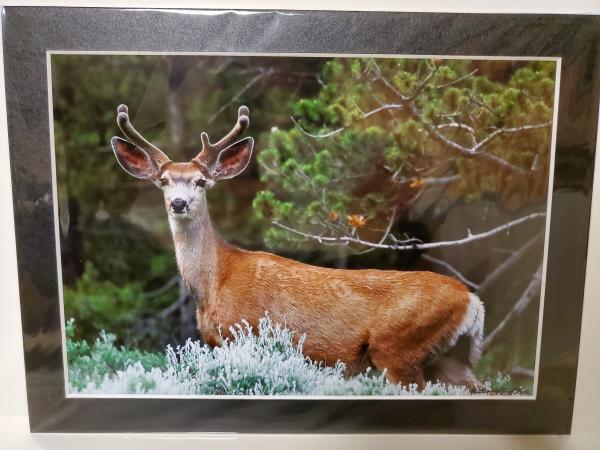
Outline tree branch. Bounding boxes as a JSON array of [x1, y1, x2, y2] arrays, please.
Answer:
[[393, 174, 460, 186], [292, 98, 551, 174], [158, 290, 190, 319], [208, 69, 272, 123], [291, 116, 345, 138], [405, 65, 439, 101], [144, 275, 179, 299], [469, 122, 552, 155], [367, 59, 405, 100], [407, 102, 551, 173], [476, 232, 544, 294], [291, 61, 552, 175], [481, 264, 543, 351], [434, 68, 478, 90], [272, 212, 545, 252], [435, 122, 477, 138], [421, 253, 479, 290], [353, 207, 398, 255], [291, 102, 405, 139]]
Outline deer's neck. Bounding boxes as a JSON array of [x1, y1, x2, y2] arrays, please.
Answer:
[[169, 213, 223, 302]]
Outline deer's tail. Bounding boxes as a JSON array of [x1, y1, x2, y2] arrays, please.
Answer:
[[463, 293, 485, 366]]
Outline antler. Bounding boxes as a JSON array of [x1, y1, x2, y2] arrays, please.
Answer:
[[116, 104, 171, 168], [193, 105, 250, 169]]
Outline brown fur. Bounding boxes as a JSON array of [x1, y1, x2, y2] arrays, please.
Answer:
[[174, 215, 472, 388]]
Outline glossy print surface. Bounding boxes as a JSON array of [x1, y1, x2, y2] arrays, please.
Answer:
[[3, 7, 599, 433]]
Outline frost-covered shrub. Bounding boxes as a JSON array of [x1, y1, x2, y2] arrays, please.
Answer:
[[161, 318, 348, 395], [68, 315, 504, 396]]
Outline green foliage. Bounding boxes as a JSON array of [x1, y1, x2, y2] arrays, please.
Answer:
[[66, 319, 166, 391], [485, 373, 518, 393], [64, 262, 144, 335], [64, 261, 175, 347], [253, 58, 556, 251], [67, 316, 523, 396], [475, 344, 534, 394]]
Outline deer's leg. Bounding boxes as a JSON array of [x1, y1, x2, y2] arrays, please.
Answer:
[[425, 356, 483, 392], [367, 343, 426, 389], [385, 365, 426, 389]]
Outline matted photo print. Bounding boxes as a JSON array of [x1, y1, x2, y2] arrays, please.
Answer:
[[50, 52, 558, 399], [6, 7, 599, 434]]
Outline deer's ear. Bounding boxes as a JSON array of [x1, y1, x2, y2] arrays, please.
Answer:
[[211, 137, 254, 180], [111, 137, 156, 180]]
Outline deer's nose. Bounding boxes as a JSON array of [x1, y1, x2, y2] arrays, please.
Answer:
[[171, 198, 187, 214]]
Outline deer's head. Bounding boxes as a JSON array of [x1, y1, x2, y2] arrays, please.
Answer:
[[111, 104, 253, 221]]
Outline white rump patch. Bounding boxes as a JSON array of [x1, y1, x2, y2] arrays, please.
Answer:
[[462, 293, 485, 364], [435, 293, 485, 364]]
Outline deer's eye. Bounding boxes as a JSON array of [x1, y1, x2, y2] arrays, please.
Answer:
[[159, 177, 169, 186], [195, 178, 207, 188]]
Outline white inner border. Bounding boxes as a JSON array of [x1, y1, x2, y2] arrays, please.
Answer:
[[46, 50, 562, 401]]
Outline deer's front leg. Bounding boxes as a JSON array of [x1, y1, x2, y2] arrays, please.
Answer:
[[196, 304, 222, 347]]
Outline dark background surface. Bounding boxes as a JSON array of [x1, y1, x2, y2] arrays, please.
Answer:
[[3, 7, 600, 434]]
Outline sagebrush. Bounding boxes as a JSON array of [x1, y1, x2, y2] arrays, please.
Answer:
[[66, 315, 520, 396]]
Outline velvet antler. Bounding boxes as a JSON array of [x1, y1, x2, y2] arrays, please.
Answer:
[[116, 104, 171, 168], [193, 106, 250, 169]]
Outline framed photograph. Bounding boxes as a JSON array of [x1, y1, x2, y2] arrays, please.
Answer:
[[4, 7, 599, 433]]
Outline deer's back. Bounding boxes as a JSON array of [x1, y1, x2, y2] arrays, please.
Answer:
[[197, 247, 471, 367]]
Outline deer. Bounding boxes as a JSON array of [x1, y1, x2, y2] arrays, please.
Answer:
[[111, 104, 485, 391]]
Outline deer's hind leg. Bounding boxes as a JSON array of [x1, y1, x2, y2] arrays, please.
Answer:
[[367, 339, 426, 389], [423, 334, 484, 392], [424, 355, 483, 392], [424, 293, 485, 392]]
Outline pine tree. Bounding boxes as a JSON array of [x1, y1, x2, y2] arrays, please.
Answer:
[[253, 58, 555, 253]]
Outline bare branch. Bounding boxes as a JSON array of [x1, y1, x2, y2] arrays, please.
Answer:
[[469, 93, 501, 119], [393, 174, 460, 186], [421, 254, 479, 290], [476, 232, 544, 294], [434, 69, 478, 90], [468, 122, 552, 155], [363, 104, 405, 119], [481, 264, 543, 351], [434, 122, 477, 146], [291, 103, 404, 139], [291, 116, 344, 138], [159, 290, 190, 319], [272, 212, 546, 252], [144, 275, 179, 299], [435, 122, 477, 136], [353, 207, 399, 255], [208, 71, 266, 123], [407, 103, 551, 173], [208, 64, 320, 123], [405, 65, 439, 101], [366, 59, 405, 100]]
